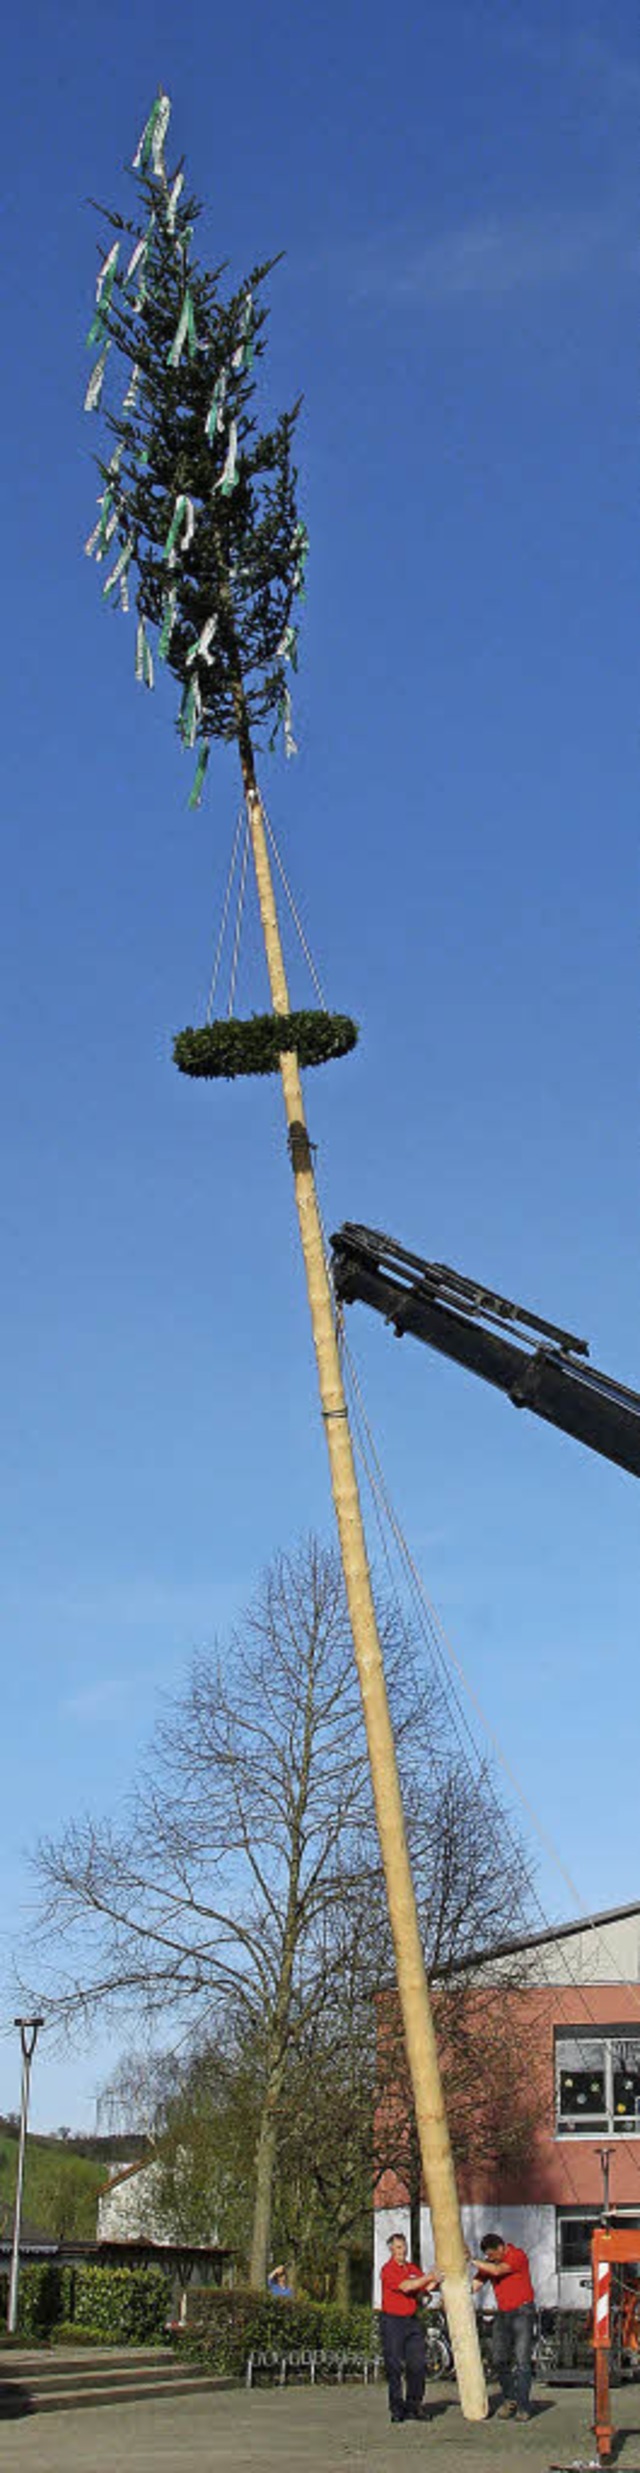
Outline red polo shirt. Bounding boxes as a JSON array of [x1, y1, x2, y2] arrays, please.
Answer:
[[381, 2257, 422, 2317], [490, 2246, 534, 2312]]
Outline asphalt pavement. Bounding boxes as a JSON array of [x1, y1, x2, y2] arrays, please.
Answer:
[[2, 2378, 640, 2472]]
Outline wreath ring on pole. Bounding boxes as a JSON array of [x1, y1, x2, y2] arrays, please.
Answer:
[[173, 1010, 359, 1080]]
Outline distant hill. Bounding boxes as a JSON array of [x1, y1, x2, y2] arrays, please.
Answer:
[[0, 2122, 150, 2243]]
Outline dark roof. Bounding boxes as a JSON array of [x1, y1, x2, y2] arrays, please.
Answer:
[[0, 2222, 58, 2256]]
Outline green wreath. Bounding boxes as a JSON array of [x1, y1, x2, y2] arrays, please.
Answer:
[[173, 1010, 359, 1080]]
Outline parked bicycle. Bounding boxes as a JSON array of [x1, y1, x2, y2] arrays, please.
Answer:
[[421, 2301, 453, 2379]]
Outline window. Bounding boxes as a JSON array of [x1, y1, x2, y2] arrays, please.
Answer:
[[612, 2042, 640, 2129], [557, 2212, 598, 2274], [557, 2210, 640, 2276], [556, 2033, 640, 2137]]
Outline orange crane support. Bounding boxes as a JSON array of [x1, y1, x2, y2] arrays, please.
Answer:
[[591, 2225, 640, 2466]]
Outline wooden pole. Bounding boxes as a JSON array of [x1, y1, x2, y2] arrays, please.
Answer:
[[239, 762, 487, 2420]]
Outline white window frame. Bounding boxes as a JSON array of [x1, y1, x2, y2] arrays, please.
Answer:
[[555, 2031, 640, 2140]]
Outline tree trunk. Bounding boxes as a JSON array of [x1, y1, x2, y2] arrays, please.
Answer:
[[335, 2241, 351, 2311], [237, 758, 487, 2421], [249, 2088, 281, 2290]]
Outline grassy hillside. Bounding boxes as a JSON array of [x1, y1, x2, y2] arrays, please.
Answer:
[[0, 2130, 113, 2242]]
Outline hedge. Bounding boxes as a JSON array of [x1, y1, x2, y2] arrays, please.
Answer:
[[183, 2289, 378, 2380], [0, 2262, 168, 2345], [72, 2266, 168, 2343], [0, 2263, 75, 2338]]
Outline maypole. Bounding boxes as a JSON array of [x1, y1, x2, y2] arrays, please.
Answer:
[[81, 93, 487, 2418]]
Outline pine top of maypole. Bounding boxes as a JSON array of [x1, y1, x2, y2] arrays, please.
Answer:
[[84, 88, 307, 801], [83, 89, 357, 1076]]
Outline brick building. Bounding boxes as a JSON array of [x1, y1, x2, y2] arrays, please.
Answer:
[[374, 1902, 640, 2308]]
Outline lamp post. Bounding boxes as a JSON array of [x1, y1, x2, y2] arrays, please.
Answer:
[[7, 2018, 43, 2334], [596, 2145, 614, 2222]]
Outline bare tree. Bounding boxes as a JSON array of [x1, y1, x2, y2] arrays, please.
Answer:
[[98, 1767, 537, 2298], [25, 1540, 446, 2284], [24, 1537, 535, 2288]]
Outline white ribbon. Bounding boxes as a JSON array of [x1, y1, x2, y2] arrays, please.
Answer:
[[166, 172, 184, 233], [123, 363, 141, 412], [186, 615, 218, 668], [135, 618, 155, 688]]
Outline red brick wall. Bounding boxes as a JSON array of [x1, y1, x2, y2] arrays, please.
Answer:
[[375, 1983, 640, 2213]]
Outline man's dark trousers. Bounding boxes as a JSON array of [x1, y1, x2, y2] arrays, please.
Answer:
[[381, 2314, 427, 2420], [492, 2303, 534, 2411]]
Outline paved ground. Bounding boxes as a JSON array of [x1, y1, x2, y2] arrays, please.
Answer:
[[2, 2380, 640, 2472]]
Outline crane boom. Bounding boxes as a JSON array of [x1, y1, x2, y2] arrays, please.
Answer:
[[331, 1223, 640, 1479]]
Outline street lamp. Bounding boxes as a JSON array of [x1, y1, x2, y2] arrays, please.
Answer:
[[7, 2018, 43, 2334], [595, 2145, 614, 2221]]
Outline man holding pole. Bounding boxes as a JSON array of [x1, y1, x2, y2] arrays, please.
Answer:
[[470, 2231, 535, 2422], [380, 2232, 439, 2423]]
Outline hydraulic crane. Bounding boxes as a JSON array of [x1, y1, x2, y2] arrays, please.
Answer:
[[330, 1224, 640, 1480]]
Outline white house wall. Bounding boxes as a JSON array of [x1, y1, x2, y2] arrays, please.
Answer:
[[476, 1913, 640, 1991], [419, 2204, 557, 2306]]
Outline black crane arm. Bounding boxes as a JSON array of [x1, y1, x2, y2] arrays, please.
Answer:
[[330, 1224, 640, 1479]]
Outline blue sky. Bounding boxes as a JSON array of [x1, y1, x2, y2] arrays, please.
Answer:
[[0, 0, 637, 2129]]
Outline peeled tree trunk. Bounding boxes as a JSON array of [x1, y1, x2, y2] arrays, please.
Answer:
[[240, 752, 487, 2421]]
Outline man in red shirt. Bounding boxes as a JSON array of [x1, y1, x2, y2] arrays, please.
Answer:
[[471, 2231, 535, 2422], [380, 2232, 438, 2424]]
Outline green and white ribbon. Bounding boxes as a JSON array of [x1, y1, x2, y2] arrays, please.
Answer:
[[108, 442, 125, 477], [164, 493, 195, 566], [85, 496, 109, 558], [135, 616, 155, 689], [158, 588, 177, 658], [96, 241, 120, 306], [188, 741, 210, 809], [291, 520, 309, 596], [119, 571, 130, 613], [86, 309, 107, 350], [205, 368, 227, 443], [85, 491, 119, 560], [166, 171, 184, 234], [186, 614, 217, 668], [133, 91, 171, 178], [167, 289, 198, 368], [84, 343, 111, 411], [129, 222, 155, 311], [123, 362, 141, 412], [103, 534, 134, 600], [216, 420, 238, 495], [232, 290, 254, 373], [282, 686, 297, 759], [180, 674, 202, 748]]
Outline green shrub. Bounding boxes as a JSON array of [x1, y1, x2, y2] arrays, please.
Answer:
[[50, 2321, 116, 2347], [72, 2265, 168, 2344], [183, 2289, 378, 2380], [8, 2263, 67, 2338]]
